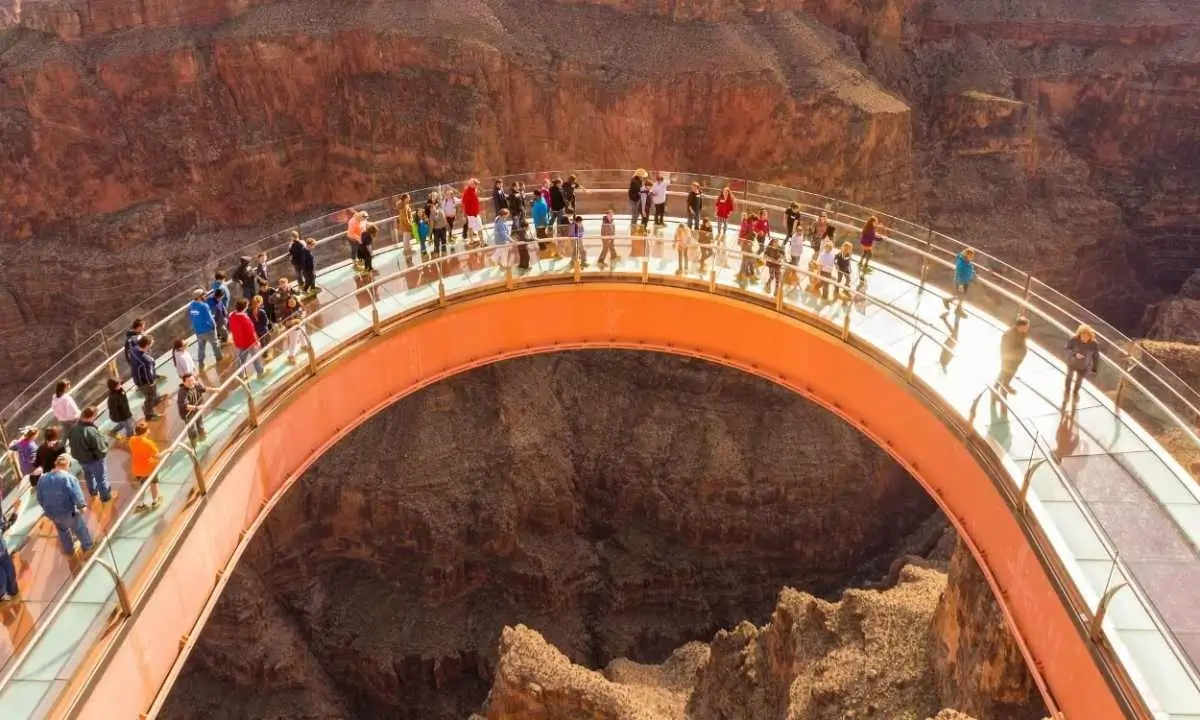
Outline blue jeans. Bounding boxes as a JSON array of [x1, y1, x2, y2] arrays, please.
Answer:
[[81, 459, 112, 501], [0, 551, 15, 596], [236, 347, 264, 379], [195, 331, 222, 367], [112, 418, 136, 438], [49, 512, 92, 554]]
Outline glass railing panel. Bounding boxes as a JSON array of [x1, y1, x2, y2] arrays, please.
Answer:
[[108, 447, 199, 586]]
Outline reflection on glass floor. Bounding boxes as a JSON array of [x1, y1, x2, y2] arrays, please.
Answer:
[[2, 214, 1200, 718]]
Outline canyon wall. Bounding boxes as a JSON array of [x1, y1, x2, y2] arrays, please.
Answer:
[[3, 0, 1200, 400], [161, 350, 953, 719]]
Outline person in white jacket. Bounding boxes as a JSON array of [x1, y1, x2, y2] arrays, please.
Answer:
[[651, 176, 669, 226]]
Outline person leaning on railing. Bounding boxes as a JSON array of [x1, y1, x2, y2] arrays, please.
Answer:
[[1064, 324, 1100, 409]]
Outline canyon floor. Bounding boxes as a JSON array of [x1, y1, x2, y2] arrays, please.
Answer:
[[159, 352, 1044, 720]]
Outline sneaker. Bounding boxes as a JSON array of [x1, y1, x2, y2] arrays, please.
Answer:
[[287, 355, 297, 365], [103, 491, 119, 504], [942, 297, 952, 309], [955, 307, 968, 318]]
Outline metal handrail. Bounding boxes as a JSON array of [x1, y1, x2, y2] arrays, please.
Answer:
[[5, 234, 1185, 720], [6, 171, 1197, 439]]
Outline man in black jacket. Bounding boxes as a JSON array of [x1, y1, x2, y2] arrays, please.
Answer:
[[627, 170, 646, 229], [548, 178, 567, 235], [993, 316, 1030, 414]]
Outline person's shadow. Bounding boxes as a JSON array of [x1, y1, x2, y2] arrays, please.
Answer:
[[1053, 409, 1080, 463]]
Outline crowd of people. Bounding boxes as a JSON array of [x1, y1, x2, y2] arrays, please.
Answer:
[[0, 171, 1103, 607]]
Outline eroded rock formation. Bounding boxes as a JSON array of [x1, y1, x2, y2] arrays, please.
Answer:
[[481, 544, 1046, 720], [161, 351, 1047, 720]]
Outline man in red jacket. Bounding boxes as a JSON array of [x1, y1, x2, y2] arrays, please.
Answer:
[[228, 298, 265, 380], [462, 178, 483, 246]]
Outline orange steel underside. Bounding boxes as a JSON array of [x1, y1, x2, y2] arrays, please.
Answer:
[[76, 284, 1122, 720]]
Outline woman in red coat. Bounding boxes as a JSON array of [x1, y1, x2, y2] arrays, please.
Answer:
[[462, 178, 482, 245], [715, 187, 735, 239]]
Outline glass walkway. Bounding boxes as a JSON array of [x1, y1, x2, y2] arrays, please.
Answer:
[[0, 171, 1198, 719]]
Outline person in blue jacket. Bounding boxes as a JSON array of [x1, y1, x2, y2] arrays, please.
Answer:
[[36, 455, 93, 556], [130, 334, 162, 420], [207, 286, 230, 343], [188, 288, 223, 368], [943, 248, 977, 318], [531, 192, 550, 254]]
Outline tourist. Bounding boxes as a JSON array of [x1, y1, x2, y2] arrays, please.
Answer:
[[506, 181, 528, 227], [130, 334, 163, 420], [697, 216, 714, 274], [1064, 324, 1100, 407], [763, 236, 784, 294], [416, 209, 431, 258], [548, 177, 568, 234], [207, 286, 230, 344], [428, 195, 449, 256], [785, 201, 803, 239], [637, 179, 652, 230], [570, 215, 588, 267], [129, 421, 163, 512], [170, 339, 195, 379], [211, 270, 233, 312], [674, 223, 692, 275], [233, 255, 259, 300], [813, 212, 834, 252], [300, 239, 318, 296], [188, 288, 222, 368], [67, 406, 113, 503], [715, 186, 735, 239], [628, 169, 648, 228], [347, 210, 368, 267], [531, 190, 551, 254], [834, 242, 854, 298], [442, 189, 459, 249], [34, 427, 67, 483], [279, 294, 307, 364], [463, 178, 483, 244], [229, 298, 265, 380], [124, 318, 147, 367], [787, 224, 805, 266], [736, 213, 758, 284], [753, 208, 771, 254], [598, 209, 618, 269], [942, 248, 976, 318], [686, 183, 703, 230], [288, 231, 306, 283], [7, 427, 37, 481], [0, 496, 20, 602], [491, 179, 507, 218], [994, 317, 1031, 411], [106, 378, 135, 439], [396, 194, 415, 260], [492, 209, 512, 269], [35, 455, 93, 556], [817, 239, 837, 300], [249, 295, 273, 348], [858, 216, 879, 271], [513, 214, 532, 271], [177, 373, 208, 446], [359, 222, 376, 275], [651, 175, 669, 226], [563, 174, 582, 215], [253, 252, 270, 298], [51, 378, 80, 432]]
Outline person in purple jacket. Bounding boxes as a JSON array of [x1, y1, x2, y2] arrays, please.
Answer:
[[1063, 324, 1100, 408]]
